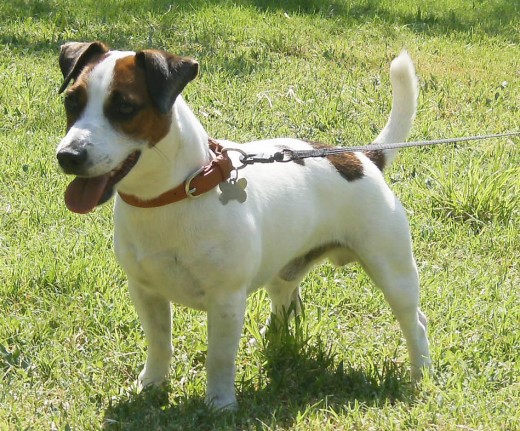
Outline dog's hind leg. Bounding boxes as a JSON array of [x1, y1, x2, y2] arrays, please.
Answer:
[[257, 246, 340, 341], [353, 217, 431, 380], [249, 277, 302, 345], [265, 243, 342, 328], [360, 251, 431, 380], [128, 281, 173, 388], [267, 277, 302, 321]]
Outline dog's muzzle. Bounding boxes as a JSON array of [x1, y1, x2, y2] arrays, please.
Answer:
[[57, 142, 141, 214], [57, 140, 90, 175]]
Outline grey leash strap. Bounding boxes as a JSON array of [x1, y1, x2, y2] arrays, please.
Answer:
[[239, 131, 520, 165]]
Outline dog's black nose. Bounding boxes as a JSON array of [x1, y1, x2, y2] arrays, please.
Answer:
[[57, 145, 88, 174]]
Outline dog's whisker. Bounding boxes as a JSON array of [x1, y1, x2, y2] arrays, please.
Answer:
[[152, 145, 171, 164]]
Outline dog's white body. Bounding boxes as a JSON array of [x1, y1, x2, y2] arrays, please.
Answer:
[[57, 44, 431, 410]]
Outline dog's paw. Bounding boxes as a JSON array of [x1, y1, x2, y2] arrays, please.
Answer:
[[410, 361, 433, 382], [248, 322, 269, 347], [205, 392, 238, 412], [138, 367, 168, 389], [248, 327, 266, 347]]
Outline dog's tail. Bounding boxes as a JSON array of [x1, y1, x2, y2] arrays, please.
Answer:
[[365, 51, 418, 170]]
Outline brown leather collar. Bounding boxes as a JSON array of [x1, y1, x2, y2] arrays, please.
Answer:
[[118, 138, 234, 208]]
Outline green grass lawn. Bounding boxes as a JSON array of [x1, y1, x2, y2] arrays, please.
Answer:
[[0, 0, 519, 429]]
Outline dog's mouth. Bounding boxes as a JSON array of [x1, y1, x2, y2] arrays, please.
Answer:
[[64, 151, 141, 214]]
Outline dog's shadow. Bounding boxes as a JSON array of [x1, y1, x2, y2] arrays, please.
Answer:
[[103, 320, 413, 430]]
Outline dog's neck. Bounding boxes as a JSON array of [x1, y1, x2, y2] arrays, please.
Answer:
[[116, 96, 211, 201]]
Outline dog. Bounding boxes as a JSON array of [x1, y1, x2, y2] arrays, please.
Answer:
[[56, 41, 431, 410]]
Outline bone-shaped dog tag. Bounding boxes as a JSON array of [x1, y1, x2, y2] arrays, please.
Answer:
[[219, 178, 248, 204]]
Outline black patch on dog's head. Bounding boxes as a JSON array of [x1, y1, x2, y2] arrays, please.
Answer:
[[59, 41, 109, 93], [135, 49, 199, 114]]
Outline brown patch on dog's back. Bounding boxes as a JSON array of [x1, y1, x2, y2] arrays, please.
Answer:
[[308, 141, 364, 181], [364, 150, 386, 171], [107, 55, 172, 146]]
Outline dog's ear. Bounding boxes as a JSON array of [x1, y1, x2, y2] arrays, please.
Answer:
[[59, 41, 109, 93], [135, 49, 199, 114]]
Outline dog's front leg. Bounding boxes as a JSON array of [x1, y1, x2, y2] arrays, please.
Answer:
[[205, 289, 247, 411], [128, 281, 173, 387]]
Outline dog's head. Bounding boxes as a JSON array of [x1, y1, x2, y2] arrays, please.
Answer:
[[56, 41, 198, 213]]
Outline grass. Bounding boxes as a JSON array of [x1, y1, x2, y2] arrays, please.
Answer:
[[424, 142, 519, 230], [0, 0, 519, 429]]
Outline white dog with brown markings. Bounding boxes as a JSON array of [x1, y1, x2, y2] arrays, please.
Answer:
[[56, 41, 431, 410]]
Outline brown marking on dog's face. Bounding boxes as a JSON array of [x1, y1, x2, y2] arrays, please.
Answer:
[[106, 55, 172, 146], [308, 141, 364, 181], [62, 57, 109, 131], [63, 82, 88, 131], [279, 242, 341, 281], [59, 42, 111, 131]]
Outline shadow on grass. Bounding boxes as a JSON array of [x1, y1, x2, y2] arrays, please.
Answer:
[[103, 319, 412, 430], [246, 0, 518, 43], [2, 0, 518, 56]]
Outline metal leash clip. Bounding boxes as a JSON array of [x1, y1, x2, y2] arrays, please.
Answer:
[[239, 153, 276, 164], [239, 149, 295, 165]]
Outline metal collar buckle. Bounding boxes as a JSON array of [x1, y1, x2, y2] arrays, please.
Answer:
[[184, 166, 205, 198]]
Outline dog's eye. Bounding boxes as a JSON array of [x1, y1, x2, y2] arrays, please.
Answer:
[[106, 92, 143, 122], [114, 101, 140, 120], [118, 102, 136, 115]]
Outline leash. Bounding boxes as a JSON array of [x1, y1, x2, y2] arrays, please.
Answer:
[[120, 131, 519, 208], [238, 131, 520, 165]]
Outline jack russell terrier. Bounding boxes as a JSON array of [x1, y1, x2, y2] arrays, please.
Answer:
[[56, 41, 431, 410]]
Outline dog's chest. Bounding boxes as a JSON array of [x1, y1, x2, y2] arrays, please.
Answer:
[[116, 239, 209, 310]]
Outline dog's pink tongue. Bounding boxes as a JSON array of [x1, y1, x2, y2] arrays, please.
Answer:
[[64, 175, 110, 214]]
